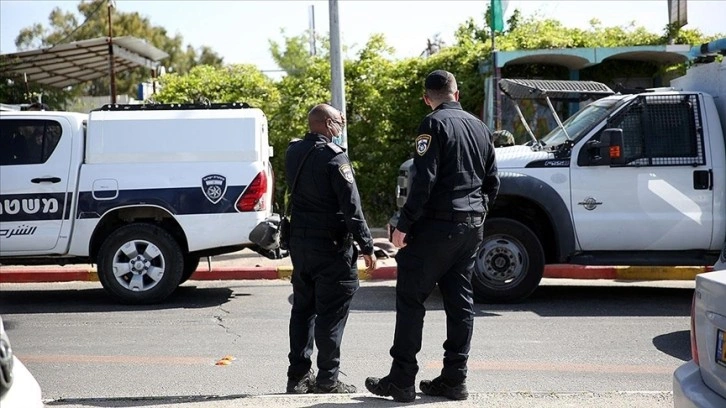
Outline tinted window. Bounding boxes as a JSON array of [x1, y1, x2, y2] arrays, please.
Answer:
[[0, 119, 62, 165]]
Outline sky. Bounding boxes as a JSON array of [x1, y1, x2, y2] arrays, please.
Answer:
[[1, 0, 724, 73]]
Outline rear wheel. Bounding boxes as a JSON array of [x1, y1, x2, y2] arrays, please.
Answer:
[[473, 218, 544, 303], [97, 223, 183, 304], [180, 255, 200, 284]]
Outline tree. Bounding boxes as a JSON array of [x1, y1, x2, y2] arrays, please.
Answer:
[[153, 64, 279, 109], [9, 0, 224, 101], [269, 30, 324, 76]]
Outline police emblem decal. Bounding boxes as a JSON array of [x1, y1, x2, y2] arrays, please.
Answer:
[[338, 164, 354, 183], [415, 134, 432, 156], [201, 174, 227, 204]]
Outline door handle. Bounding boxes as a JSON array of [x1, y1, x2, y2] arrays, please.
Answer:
[[31, 177, 61, 184], [693, 170, 712, 190]]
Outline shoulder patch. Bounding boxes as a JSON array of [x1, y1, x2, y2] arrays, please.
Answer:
[[338, 163, 354, 183], [415, 134, 432, 156], [325, 142, 344, 154]]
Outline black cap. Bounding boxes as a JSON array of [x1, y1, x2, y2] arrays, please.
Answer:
[[425, 70, 452, 91]]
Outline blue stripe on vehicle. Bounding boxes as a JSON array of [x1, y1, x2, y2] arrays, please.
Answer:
[[76, 185, 247, 219], [0, 192, 68, 222], [64, 192, 73, 220]]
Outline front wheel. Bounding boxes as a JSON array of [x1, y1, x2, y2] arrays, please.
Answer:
[[97, 223, 183, 304], [472, 218, 545, 303]]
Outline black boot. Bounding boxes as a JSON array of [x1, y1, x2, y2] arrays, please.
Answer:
[[419, 376, 468, 400], [286, 369, 315, 394], [365, 376, 416, 403], [314, 380, 357, 393]]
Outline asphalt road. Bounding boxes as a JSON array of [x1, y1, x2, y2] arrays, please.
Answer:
[[0, 278, 695, 407]]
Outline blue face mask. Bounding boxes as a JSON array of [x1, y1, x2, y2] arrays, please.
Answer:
[[328, 120, 344, 146]]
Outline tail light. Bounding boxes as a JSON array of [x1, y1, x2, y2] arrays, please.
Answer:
[[690, 292, 699, 365], [237, 171, 267, 212]]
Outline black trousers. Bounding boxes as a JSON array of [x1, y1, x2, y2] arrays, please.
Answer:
[[388, 218, 483, 387], [287, 235, 359, 387]]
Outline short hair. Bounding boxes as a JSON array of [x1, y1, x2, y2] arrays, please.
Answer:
[[424, 70, 457, 99]]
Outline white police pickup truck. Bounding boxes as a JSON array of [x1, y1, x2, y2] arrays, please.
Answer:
[[0, 103, 274, 304], [395, 44, 726, 303]]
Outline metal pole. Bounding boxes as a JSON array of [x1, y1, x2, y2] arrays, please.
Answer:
[[491, 12, 501, 130], [309, 5, 317, 56], [329, 0, 347, 150], [107, 0, 117, 104]]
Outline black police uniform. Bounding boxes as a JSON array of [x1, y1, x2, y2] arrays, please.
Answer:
[[389, 101, 499, 387], [285, 132, 375, 388]]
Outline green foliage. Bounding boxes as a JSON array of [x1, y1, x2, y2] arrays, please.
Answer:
[[269, 30, 326, 76], [268, 58, 332, 211], [345, 35, 423, 220], [153, 64, 279, 109], [0, 78, 76, 110]]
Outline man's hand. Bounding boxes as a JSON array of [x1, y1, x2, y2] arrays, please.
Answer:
[[392, 228, 407, 248], [363, 253, 377, 273]]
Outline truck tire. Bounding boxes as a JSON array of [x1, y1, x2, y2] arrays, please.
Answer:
[[180, 256, 200, 284], [472, 218, 545, 303], [97, 223, 183, 304]]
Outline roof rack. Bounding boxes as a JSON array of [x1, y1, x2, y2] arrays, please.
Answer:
[[499, 79, 614, 101], [498, 79, 615, 144], [94, 102, 252, 111]]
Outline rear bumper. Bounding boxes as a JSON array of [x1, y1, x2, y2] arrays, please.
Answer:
[[0, 357, 43, 408], [673, 360, 726, 408]]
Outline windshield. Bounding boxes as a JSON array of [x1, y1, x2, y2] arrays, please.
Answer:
[[539, 97, 622, 146]]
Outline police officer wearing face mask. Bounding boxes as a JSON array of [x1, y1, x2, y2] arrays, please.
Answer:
[[366, 70, 499, 403], [284, 103, 377, 394]]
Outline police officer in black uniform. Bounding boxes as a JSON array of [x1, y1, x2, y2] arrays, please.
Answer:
[[285, 103, 377, 394], [366, 70, 499, 402]]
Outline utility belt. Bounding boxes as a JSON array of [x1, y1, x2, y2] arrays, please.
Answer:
[[422, 210, 484, 224], [291, 227, 349, 241]]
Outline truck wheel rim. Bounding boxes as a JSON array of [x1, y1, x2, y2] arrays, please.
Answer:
[[111, 239, 165, 292], [476, 236, 527, 287]]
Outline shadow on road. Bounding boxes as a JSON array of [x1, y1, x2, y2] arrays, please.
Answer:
[[0, 285, 235, 315], [1, 281, 693, 318], [653, 330, 691, 361], [44, 394, 250, 407], [348, 283, 693, 318]]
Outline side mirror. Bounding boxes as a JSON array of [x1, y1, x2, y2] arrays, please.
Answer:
[[602, 128, 625, 166], [587, 128, 625, 166]]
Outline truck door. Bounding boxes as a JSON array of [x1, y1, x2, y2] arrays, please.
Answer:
[[0, 118, 73, 254], [570, 94, 713, 251]]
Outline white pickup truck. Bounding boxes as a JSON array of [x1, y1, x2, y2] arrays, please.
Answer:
[[395, 42, 726, 302], [0, 103, 274, 304]]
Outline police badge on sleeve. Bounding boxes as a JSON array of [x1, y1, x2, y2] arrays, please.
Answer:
[[338, 164, 355, 183], [415, 134, 432, 156], [201, 174, 227, 204]]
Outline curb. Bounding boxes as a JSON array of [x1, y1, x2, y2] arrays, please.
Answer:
[[542, 264, 712, 280], [0, 264, 712, 284]]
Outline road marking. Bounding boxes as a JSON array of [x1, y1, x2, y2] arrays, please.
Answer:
[[18, 354, 212, 365]]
